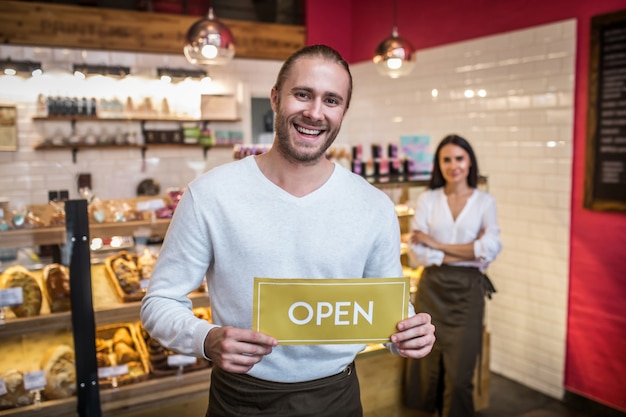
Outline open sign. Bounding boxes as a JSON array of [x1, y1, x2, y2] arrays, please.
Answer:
[[252, 277, 410, 344]]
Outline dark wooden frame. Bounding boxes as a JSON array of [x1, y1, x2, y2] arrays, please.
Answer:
[[0, 1, 305, 61], [584, 9, 626, 212]]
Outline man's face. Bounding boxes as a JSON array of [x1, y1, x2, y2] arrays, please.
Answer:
[[271, 57, 350, 164]]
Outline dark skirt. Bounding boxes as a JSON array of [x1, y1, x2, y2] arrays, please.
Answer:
[[207, 362, 362, 417], [404, 265, 494, 417]]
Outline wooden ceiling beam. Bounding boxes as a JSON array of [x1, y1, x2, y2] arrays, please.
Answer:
[[0, 1, 305, 61]]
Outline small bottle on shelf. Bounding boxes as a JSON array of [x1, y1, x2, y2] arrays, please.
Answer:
[[0, 208, 10, 231]]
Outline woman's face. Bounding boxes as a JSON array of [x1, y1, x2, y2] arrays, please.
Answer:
[[438, 143, 471, 185]]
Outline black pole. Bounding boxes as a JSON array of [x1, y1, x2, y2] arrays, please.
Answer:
[[65, 199, 102, 417]]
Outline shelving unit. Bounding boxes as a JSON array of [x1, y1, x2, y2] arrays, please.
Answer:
[[0, 209, 212, 417], [32, 116, 241, 162], [0, 368, 213, 417]]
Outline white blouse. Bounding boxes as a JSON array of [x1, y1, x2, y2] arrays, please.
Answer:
[[408, 187, 502, 272]]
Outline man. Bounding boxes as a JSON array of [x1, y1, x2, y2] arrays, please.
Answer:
[[140, 44, 435, 417]]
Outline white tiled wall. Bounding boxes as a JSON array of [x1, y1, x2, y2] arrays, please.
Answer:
[[0, 19, 575, 400], [344, 20, 576, 399], [0, 46, 282, 207]]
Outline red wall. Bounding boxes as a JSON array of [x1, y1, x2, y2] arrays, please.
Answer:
[[306, 0, 626, 411]]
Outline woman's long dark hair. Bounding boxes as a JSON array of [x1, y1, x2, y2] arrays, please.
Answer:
[[429, 134, 479, 189]]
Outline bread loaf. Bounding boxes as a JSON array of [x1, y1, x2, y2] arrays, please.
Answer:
[[43, 263, 71, 313], [1, 266, 42, 317], [114, 342, 140, 364], [96, 352, 112, 368], [40, 345, 76, 400], [95, 337, 109, 354], [0, 370, 34, 410], [112, 327, 133, 346], [112, 257, 141, 294]]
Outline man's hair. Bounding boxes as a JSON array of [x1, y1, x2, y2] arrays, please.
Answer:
[[274, 44, 353, 109], [429, 134, 479, 189]]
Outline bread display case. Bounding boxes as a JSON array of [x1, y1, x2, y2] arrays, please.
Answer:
[[0, 200, 213, 417]]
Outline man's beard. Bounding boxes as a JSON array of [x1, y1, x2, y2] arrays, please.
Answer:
[[273, 107, 340, 164]]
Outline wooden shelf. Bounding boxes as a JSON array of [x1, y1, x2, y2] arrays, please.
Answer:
[[0, 311, 72, 338], [89, 218, 170, 240], [32, 115, 240, 162], [367, 173, 488, 188], [0, 368, 213, 417], [367, 173, 433, 187], [0, 226, 66, 249], [32, 143, 233, 151], [32, 116, 241, 123], [0, 219, 172, 249], [0, 263, 210, 337]]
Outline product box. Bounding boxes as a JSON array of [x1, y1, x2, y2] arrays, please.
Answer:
[[400, 135, 433, 173]]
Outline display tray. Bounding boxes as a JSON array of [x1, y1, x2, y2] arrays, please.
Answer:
[[95, 323, 150, 389], [104, 250, 156, 302], [135, 318, 212, 378]]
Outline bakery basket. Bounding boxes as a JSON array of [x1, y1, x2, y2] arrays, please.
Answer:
[[134, 307, 212, 378], [95, 323, 149, 389]]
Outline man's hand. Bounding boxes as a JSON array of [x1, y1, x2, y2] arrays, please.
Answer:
[[204, 326, 278, 373], [390, 313, 435, 359]]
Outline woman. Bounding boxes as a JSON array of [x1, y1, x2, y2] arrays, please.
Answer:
[[404, 134, 501, 417]]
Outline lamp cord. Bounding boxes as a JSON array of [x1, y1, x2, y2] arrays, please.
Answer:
[[394, 0, 398, 29]]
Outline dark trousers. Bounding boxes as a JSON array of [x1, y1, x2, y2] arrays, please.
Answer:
[[404, 265, 488, 417], [207, 362, 362, 417]]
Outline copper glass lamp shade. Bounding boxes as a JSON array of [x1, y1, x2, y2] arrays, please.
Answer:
[[372, 0, 416, 79], [373, 27, 415, 78], [184, 8, 236, 66]]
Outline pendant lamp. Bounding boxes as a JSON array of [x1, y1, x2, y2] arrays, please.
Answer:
[[184, 7, 236, 66], [372, 0, 415, 78]]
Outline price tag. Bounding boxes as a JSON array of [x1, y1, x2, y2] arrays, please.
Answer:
[[167, 355, 197, 367], [98, 364, 129, 379], [136, 199, 165, 211], [0, 288, 23, 308], [0, 379, 7, 397], [23, 370, 46, 391]]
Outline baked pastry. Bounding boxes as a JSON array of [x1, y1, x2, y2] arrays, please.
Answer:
[[43, 263, 71, 313], [137, 248, 156, 280], [1, 265, 42, 317], [40, 344, 76, 400], [96, 352, 112, 368], [95, 337, 109, 353], [149, 351, 168, 370], [114, 341, 140, 364], [126, 361, 145, 377], [112, 257, 141, 294], [112, 327, 133, 346], [0, 370, 34, 410], [193, 307, 213, 323]]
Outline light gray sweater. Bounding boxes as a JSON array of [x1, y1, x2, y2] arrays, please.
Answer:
[[140, 156, 404, 382]]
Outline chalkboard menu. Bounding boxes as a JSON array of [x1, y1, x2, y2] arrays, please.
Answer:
[[585, 9, 626, 212]]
